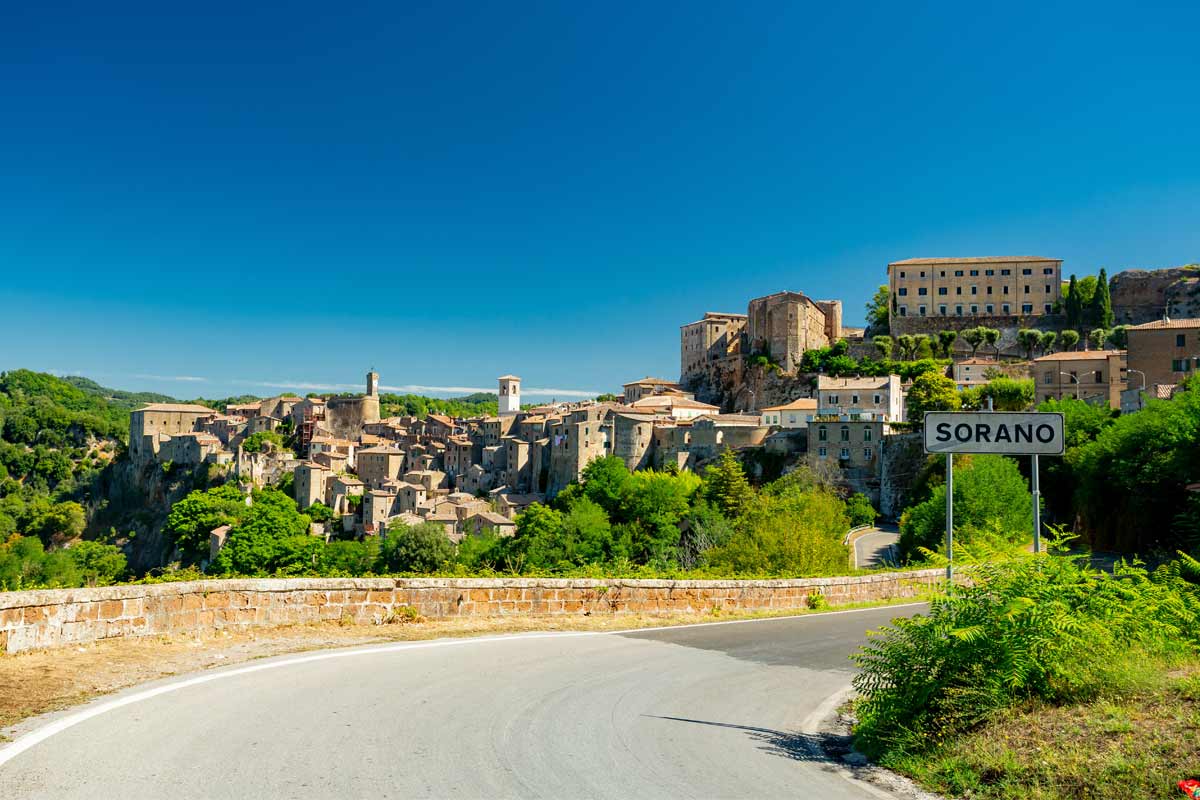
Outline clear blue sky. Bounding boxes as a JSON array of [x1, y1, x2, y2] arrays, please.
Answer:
[[3, 1, 1199, 400]]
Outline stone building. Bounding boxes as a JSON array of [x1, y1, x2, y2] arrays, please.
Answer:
[[129, 403, 218, 463], [622, 377, 681, 405], [498, 375, 521, 416], [680, 312, 747, 381], [759, 398, 819, 429], [294, 462, 331, 510], [888, 256, 1062, 322], [745, 292, 843, 373], [1031, 350, 1127, 407], [817, 375, 904, 422], [1125, 318, 1200, 398], [356, 445, 406, 488]]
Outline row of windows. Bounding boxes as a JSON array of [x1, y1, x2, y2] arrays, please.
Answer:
[[897, 303, 1049, 317], [816, 426, 873, 442], [899, 284, 1050, 297], [1042, 370, 1105, 384], [1172, 358, 1200, 372], [825, 394, 883, 405], [896, 267, 1055, 279], [816, 447, 873, 460]]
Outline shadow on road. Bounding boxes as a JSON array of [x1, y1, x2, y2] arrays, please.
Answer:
[[643, 715, 851, 765]]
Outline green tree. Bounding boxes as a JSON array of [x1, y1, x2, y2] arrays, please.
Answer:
[[66, 540, 127, 586], [211, 488, 314, 575], [846, 493, 878, 527], [1107, 325, 1129, 349], [865, 285, 890, 336], [241, 430, 286, 453], [906, 372, 961, 422], [320, 538, 379, 575], [378, 521, 455, 572], [937, 330, 958, 358], [873, 335, 894, 360], [579, 456, 632, 517], [705, 485, 848, 575], [1059, 329, 1080, 351], [895, 334, 916, 361], [964, 377, 1035, 411], [913, 334, 934, 360], [677, 501, 735, 569], [1089, 328, 1107, 350], [1017, 329, 1042, 359], [1039, 330, 1057, 354], [25, 501, 86, 545], [981, 327, 1000, 357], [618, 470, 702, 564], [1065, 274, 1082, 329], [960, 327, 985, 357], [164, 484, 246, 561], [897, 454, 1033, 560], [703, 449, 754, 518], [1089, 268, 1114, 329]]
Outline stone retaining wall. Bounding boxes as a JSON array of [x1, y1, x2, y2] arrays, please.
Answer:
[[0, 571, 941, 654]]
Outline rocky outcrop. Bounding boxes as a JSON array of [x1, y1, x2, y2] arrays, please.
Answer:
[[1110, 265, 1200, 325]]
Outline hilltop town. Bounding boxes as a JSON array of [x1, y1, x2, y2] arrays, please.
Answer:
[[123, 256, 1200, 561]]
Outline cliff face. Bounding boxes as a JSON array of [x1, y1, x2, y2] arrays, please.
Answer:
[[1110, 265, 1200, 325]]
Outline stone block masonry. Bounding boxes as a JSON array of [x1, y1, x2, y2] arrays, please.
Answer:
[[0, 571, 941, 654]]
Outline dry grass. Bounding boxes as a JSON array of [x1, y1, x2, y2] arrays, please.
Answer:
[[891, 661, 1200, 800], [0, 602, 907, 736]]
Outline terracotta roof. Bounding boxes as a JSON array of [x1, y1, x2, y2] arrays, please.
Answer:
[[136, 403, 217, 414], [357, 445, 404, 455], [760, 398, 819, 412], [622, 377, 678, 387], [818, 375, 896, 390], [955, 358, 1001, 366], [889, 256, 1060, 266], [427, 414, 454, 426], [470, 511, 514, 525], [1032, 350, 1125, 362], [1127, 318, 1200, 330]]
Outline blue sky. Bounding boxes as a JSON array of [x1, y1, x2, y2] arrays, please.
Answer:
[[3, 1, 1199, 400]]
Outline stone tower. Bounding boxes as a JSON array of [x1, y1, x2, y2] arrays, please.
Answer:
[[498, 375, 521, 416], [367, 370, 379, 397]]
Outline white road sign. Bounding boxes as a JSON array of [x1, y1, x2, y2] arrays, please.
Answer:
[[923, 411, 1065, 455]]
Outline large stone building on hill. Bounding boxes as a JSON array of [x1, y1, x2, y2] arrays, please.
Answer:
[[888, 256, 1062, 323], [745, 292, 843, 373]]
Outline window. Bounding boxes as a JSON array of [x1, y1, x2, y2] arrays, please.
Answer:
[[970, 304, 978, 314], [918, 287, 928, 296], [985, 269, 995, 276], [898, 306, 907, 316], [954, 269, 964, 277], [839, 447, 850, 459], [919, 305, 927, 316], [1022, 303, 1033, 313], [1043, 372, 1053, 385], [1043, 267, 1054, 275], [939, 270, 946, 277], [1001, 268, 1011, 275], [1024, 285, 1031, 294], [969, 269, 979, 276], [840, 426, 850, 441], [873, 394, 881, 404], [1003, 286, 1010, 295], [955, 305, 963, 316], [1173, 359, 1189, 372], [818, 446, 827, 458], [1044, 304, 1052, 314], [899, 270, 906, 278], [938, 287, 948, 295], [939, 305, 947, 316], [1002, 303, 1011, 314], [864, 448, 873, 459], [986, 286, 993, 295], [788, 415, 796, 424], [1178, 334, 1187, 347], [970, 285, 978, 295], [920, 271, 926, 277], [829, 395, 839, 405], [1094, 371, 1103, 383], [863, 427, 872, 442], [1022, 268, 1033, 275], [956, 286, 963, 295], [898, 287, 908, 296], [986, 304, 994, 313], [1045, 284, 1051, 293], [818, 426, 828, 441], [851, 394, 859, 405]]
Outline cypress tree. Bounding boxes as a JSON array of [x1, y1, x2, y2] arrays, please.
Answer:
[[1090, 268, 1114, 329], [1065, 274, 1081, 329]]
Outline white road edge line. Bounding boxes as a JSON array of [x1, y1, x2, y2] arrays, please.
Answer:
[[798, 686, 900, 800], [0, 601, 926, 770]]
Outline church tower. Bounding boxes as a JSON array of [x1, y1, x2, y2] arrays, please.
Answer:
[[498, 375, 521, 416], [367, 369, 379, 397]]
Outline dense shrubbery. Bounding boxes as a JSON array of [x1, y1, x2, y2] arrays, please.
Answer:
[[379, 392, 498, 419], [0, 533, 127, 590], [852, 547, 1200, 762], [898, 454, 1032, 561]]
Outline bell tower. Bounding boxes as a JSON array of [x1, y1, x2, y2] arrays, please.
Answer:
[[498, 375, 521, 416]]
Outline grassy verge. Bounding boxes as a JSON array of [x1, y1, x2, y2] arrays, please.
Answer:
[[886, 658, 1200, 799], [0, 597, 920, 737]]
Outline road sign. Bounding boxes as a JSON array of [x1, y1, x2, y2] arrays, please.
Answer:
[[923, 411, 1065, 456]]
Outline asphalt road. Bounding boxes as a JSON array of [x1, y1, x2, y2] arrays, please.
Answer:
[[0, 605, 921, 799], [854, 525, 900, 569]]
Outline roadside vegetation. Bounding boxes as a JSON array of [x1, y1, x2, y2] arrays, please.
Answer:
[[851, 544, 1200, 799]]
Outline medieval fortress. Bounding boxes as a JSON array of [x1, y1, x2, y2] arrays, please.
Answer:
[[129, 256, 1200, 547]]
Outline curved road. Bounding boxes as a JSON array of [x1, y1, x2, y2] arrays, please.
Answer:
[[0, 605, 920, 799], [854, 525, 900, 569]]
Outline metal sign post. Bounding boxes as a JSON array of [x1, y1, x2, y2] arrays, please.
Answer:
[[924, 411, 1065, 582]]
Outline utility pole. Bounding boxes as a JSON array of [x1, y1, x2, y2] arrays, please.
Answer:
[[1032, 454, 1041, 553], [945, 452, 953, 584]]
